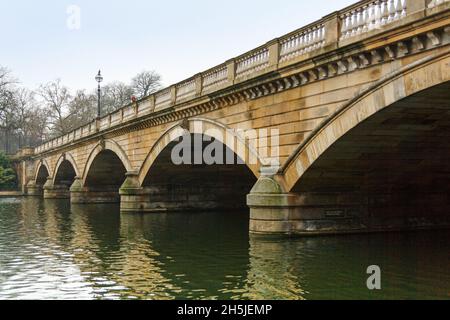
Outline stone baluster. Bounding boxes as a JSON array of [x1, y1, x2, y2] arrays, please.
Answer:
[[369, 3, 376, 30], [341, 15, 348, 39], [356, 8, 363, 34], [375, 1, 382, 28], [362, 6, 369, 32], [388, 0, 396, 22], [312, 28, 318, 49], [396, 0, 404, 18], [381, 0, 389, 25], [355, 9, 359, 35], [348, 11, 354, 36], [348, 13, 354, 37]]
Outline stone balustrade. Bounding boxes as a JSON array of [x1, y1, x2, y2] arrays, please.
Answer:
[[154, 88, 172, 110], [340, 0, 407, 40], [176, 78, 196, 101], [280, 24, 325, 62], [33, 0, 449, 155], [235, 48, 270, 78], [202, 65, 228, 93]]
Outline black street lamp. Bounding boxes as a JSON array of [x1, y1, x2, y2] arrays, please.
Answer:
[[95, 70, 103, 118]]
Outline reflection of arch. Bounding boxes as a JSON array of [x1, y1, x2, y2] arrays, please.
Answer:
[[34, 159, 52, 182], [137, 117, 264, 186], [281, 49, 450, 192], [82, 139, 132, 185], [52, 153, 80, 184]]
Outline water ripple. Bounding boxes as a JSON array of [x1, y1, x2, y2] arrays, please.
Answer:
[[0, 198, 448, 299]]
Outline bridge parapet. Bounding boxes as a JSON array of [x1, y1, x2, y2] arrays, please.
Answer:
[[33, 0, 449, 156]]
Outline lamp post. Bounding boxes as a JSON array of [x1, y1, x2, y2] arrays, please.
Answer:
[[95, 70, 103, 118]]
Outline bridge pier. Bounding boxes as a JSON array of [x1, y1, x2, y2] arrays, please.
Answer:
[[119, 172, 153, 212], [120, 170, 252, 213], [248, 173, 450, 236], [247, 172, 368, 235], [26, 181, 43, 196], [43, 177, 71, 199], [70, 177, 120, 204]]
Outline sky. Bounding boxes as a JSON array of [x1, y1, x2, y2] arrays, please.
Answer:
[[0, 0, 355, 91]]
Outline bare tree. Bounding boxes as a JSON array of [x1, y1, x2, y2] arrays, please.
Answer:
[[37, 79, 72, 136], [0, 67, 17, 113], [101, 81, 134, 114], [0, 66, 164, 150], [66, 90, 97, 130], [131, 70, 162, 99], [13, 88, 48, 147], [0, 89, 17, 153], [0, 66, 15, 90], [14, 88, 33, 147]]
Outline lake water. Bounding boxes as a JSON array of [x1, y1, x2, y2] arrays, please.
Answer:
[[0, 197, 448, 299]]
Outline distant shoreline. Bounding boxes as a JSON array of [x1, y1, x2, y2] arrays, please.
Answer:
[[0, 191, 23, 197]]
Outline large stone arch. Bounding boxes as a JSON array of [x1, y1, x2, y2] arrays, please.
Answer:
[[281, 48, 450, 192], [82, 139, 133, 186], [52, 152, 80, 184], [137, 117, 264, 186]]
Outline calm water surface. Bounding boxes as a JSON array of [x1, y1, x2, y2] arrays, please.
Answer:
[[0, 197, 449, 300]]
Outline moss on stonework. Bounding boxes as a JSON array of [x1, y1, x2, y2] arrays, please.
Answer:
[[69, 179, 83, 192], [249, 176, 284, 194]]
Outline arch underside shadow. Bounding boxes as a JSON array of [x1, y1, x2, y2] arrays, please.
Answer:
[[53, 153, 79, 184], [82, 140, 132, 186], [35, 164, 49, 186], [135, 132, 258, 212], [138, 118, 263, 186], [72, 143, 129, 204], [26, 162, 50, 196], [291, 81, 450, 231], [34, 160, 51, 184], [45, 157, 78, 199]]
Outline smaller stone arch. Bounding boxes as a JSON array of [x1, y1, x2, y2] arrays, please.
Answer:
[[137, 117, 265, 186], [82, 139, 133, 186], [34, 159, 52, 183], [52, 152, 80, 184]]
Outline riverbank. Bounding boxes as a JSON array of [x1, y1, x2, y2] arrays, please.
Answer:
[[0, 191, 23, 197]]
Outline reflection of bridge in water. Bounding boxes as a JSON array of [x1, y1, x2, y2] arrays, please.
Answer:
[[2, 198, 449, 299], [13, 0, 450, 235]]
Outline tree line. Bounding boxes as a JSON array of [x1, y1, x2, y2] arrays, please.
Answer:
[[0, 66, 162, 154]]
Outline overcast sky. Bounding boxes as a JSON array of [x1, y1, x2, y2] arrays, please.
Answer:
[[0, 0, 355, 91]]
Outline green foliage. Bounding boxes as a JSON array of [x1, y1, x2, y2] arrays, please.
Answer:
[[0, 152, 16, 190], [0, 152, 11, 168]]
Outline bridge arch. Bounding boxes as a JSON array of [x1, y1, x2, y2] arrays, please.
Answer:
[[53, 152, 80, 185], [282, 49, 450, 192], [82, 139, 132, 186], [135, 117, 262, 211], [138, 117, 264, 186], [34, 159, 52, 185]]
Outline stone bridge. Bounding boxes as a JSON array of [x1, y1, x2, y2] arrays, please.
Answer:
[[14, 0, 450, 235]]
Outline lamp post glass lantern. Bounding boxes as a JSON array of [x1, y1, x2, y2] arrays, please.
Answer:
[[95, 70, 103, 118]]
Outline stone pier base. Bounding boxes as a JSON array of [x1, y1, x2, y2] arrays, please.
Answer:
[[26, 181, 43, 196], [44, 187, 70, 199], [247, 175, 367, 235], [247, 174, 450, 236], [119, 171, 250, 213], [119, 172, 153, 212], [43, 178, 70, 199], [70, 177, 120, 204]]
